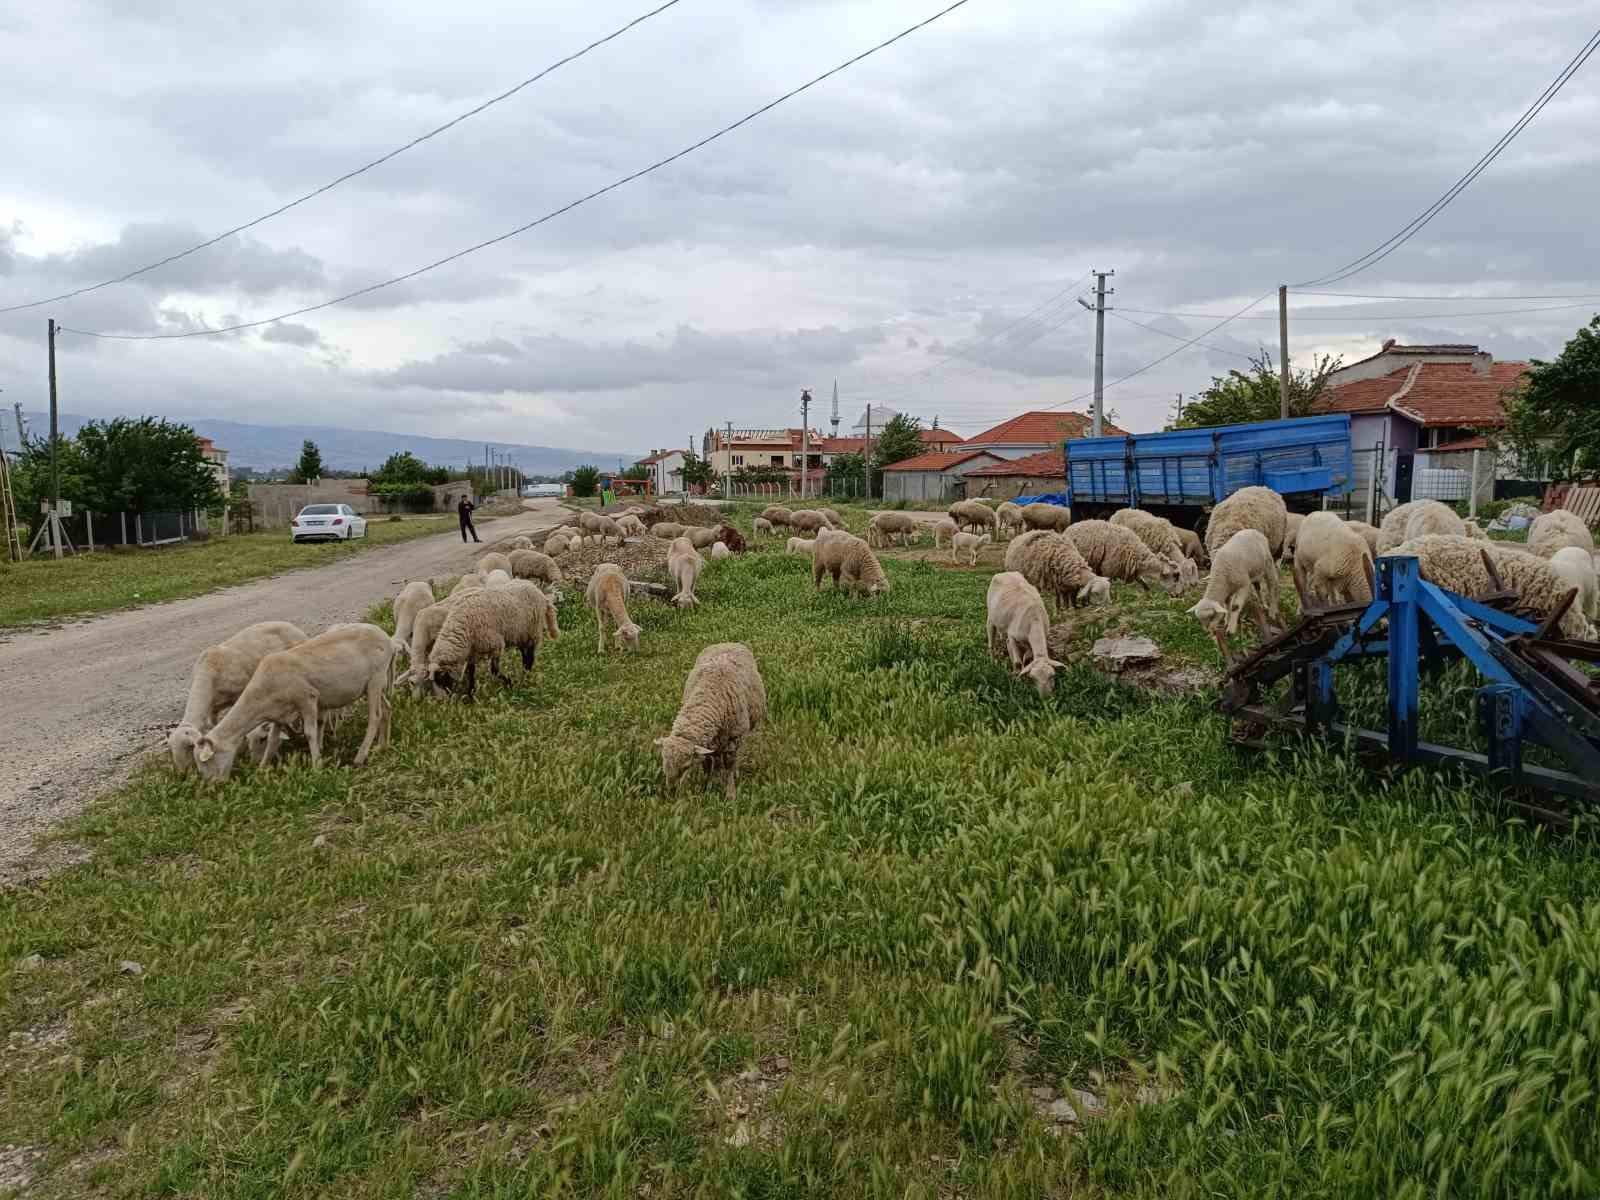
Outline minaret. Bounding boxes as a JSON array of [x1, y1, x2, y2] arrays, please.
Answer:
[[830, 380, 840, 439]]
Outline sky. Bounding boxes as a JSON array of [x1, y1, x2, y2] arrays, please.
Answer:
[[2, 0, 1598, 452]]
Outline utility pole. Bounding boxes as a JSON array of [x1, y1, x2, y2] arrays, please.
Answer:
[[1278, 285, 1291, 420], [864, 403, 873, 501], [724, 420, 734, 498], [1088, 271, 1114, 438], [799, 388, 811, 501], [48, 318, 59, 516]]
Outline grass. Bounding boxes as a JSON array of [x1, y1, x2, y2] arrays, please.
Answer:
[[0, 517, 459, 629], [4, 526, 1600, 1198]]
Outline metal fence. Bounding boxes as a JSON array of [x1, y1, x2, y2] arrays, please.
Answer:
[[719, 478, 873, 500], [1326, 444, 1500, 525], [24, 507, 215, 554]]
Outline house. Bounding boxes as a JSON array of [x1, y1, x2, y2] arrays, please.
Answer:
[[959, 411, 1124, 460], [962, 448, 1068, 500], [880, 449, 1005, 503], [196, 436, 229, 493], [1313, 339, 1528, 505], [817, 426, 964, 462], [635, 448, 686, 496], [703, 428, 826, 477]]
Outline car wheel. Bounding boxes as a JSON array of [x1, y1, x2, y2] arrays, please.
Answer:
[[346, 528, 353, 540]]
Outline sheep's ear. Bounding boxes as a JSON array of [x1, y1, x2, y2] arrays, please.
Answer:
[[194, 739, 215, 763], [1047, 658, 1067, 669], [693, 745, 714, 757], [1186, 601, 1204, 617]]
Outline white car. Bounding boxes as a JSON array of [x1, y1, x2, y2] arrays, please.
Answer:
[[291, 503, 368, 542]]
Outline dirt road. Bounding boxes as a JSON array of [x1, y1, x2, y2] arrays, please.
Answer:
[[0, 500, 568, 881]]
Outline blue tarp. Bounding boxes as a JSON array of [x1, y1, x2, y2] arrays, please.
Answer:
[[1011, 493, 1069, 507]]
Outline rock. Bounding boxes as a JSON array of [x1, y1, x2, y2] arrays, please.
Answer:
[[725, 1122, 753, 1148], [1030, 1086, 1054, 1101], [737, 1068, 761, 1083], [773, 1056, 791, 1074], [117, 960, 144, 977], [1048, 1098, 1079, 1124], [1070, 1087, 1106, 1117], [13, 954, 43, 973], [1091, 635, 1161, 672]]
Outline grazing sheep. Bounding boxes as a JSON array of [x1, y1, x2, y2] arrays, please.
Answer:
[[451, 571, 486, 597], [544, 532, 573, 557], [753, 517, 775, 537], [654, 643, 766, 801], [1529, 508, 1595, 558], [615, 514, 646, 538], [1293, 511, 1375, 608], [714, 523, 747, 553], [668, 537, 705, 608], [812, 532, 891, 597], [819, 507, 844, 528], [1392, 535, 1595, 640], [586, 563, 642, 652], [405, 591, 483, 692], [1110, 508, 1194, 584], [985, 572, 1066, 697], [760, 505, 795, 529], [1188, 529, 1280, 664], [790, 509, 830, 535], [932, 516, 960, 550], [1175, 526, 1207, 568], [1206, 486, 1288, 559], [867, 511, 921, 548], [711, 541, 732, 560], [1006, 530, 1108, 609], [1065, 520, 1183, 593], [195, 624, 395, 779], [1280, 512, 1305, 563], [578, 511, 624, 546], [651, 521, 687, 541], [551, 524, 583, 543], [1550, 546, 1598, 620], [951, 531, 991, 565], [684, 525, 720, 550], [169, 621, 309, 772], [427, 582, 558, 699], [1019, 502, 1072, 533], [787, 536, 815, 556], [478, 551, 513, 576], [506, 535, 535, 551], [484, 569, 512, 587], [391, 581, 435, 657], [509, 549, 564, 589], [948, 499, 999, 535], [994, 501, 1025, 538], [1376, 499, 1460, 554], [1346, 521, 1380, 558]]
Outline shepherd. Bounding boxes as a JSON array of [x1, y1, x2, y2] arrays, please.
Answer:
[[457, 494, 481, 543]]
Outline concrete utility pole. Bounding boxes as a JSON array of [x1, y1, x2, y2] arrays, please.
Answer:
[[724, 420, 734, 498], [1278, 285, 1291, 420], [864, 403, 873, 501], [1089, 271, 1113, 438], [48, 318, 59, 513], [799, 388, 811, 501]]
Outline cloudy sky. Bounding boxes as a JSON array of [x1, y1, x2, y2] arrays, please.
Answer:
[[3, 0, 1597, 451]]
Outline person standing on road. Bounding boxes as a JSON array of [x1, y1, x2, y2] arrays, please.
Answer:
[[458, 495, 481, 543]]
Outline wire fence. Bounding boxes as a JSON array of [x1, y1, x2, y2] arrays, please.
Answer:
[[1326, 445, 1506, 524], [23, 507, 216, 553]]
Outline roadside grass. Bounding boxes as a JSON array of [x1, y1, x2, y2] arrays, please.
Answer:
[[0, 517, 459, 630], [5, 536, 1600, 1197]]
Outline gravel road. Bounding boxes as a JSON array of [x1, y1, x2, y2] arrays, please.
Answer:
[[0, 500, 568, 882]]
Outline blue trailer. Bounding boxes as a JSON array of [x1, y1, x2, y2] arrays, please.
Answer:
[[1064, 413, 1354, 528]]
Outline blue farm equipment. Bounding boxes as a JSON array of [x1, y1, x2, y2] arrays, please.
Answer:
[[1220, 553, 1600, 823]]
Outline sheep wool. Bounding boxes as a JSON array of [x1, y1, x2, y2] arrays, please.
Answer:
[[760, 505, 795, 528], [932, 517, 959, 549], [1376, 500, 1456, 554], [1175, 526, 1207, 567], [714, 523, 747, 553], [586, 563, 642, 652], [477, 551, 513, 576], [1065, 520, 1182, 592], [1019, 503, 1072, 533], [867, 511, 920, 548], [451, 571, 486, 597], [753, 517, 775, 537], [509, 549, 564, 588], [819, 508, 844, 528], [787, 536, 815, 556], [985, 571, 1065, 697], [506, 535, 535, 551], [1110, 508, 1188, 571], [1188, 529, 1279, 662], [789, 509, 830, 534], [1346, 521, 1380, 557], [1008, 531, 1103, 609], [391, 581, 435, 657], [1293, 512, 1375, 607], [655, 642, 767, 800], [169, 620, 308, 773], [1393, 535, 1594, 640], [710, 541, 732, 560], [994, 501, 1025, 537], [948, 499, 999, 534], [428, 582, 557, 698], [544, 533, 573, 557], [1528, 508, 1595, 558], [812, 532, 890, 597], [1549, 546, 1598, 620], [1205, 486, 1288, 559], [668, 537, 705, 608], [651, 522, 687, 540], [951, 531, 991, 566]]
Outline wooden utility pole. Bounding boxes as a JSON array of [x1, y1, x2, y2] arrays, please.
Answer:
[[799, 389, 811, 501], [1278, 285, 1290, 420]]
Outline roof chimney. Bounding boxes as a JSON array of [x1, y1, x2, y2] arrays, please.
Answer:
[[1472, 351, 1493, 375], [1381, 338, 1397, 352]]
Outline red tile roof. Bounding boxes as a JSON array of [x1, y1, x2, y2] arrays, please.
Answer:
[[966, 448, 1068, 478], [962, 410, 1124, 446], [1313, 360, 1526, 427], [819, 427, 961, 455], [881, 450, 999, 473], [1428, 435, 1489, 453]]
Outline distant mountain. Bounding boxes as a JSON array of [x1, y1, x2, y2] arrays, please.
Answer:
[[19, 413, 643, 476]]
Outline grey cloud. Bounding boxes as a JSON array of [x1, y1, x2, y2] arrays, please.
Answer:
[[36, 222, 325, 296], [260, 322, 324, 347]]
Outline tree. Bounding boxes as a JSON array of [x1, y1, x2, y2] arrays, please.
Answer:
[[288, 440, 324, 484], [371, 451, 430, 485], [871, 414, 924, 469], [571, 465, 600, 497], [825, 451, 867, 491], [73, 417, 222, 513], [679, 450, 716, 490], [1503, 315, 1600, 477], [1170, 350, 1341, 430], [621, 463, 651, 481]]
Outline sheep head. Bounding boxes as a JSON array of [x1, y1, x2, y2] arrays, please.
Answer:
[[1151, 559, 1185, 595], [1077, 576, 1112, 606], [1018, 656, 1066, 698], [1188, 597, 1228, 634], [192, 734, 240, 781], [615, 622, 642, 652], [167, 723, 202, 773], [655, 734, 712, 789]]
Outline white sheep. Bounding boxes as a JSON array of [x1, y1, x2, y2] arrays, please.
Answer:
[[615, 514, 646, 537], [586, 563, 642, 652], [1175, 526, 1207, 568], [1006, 530, 1108, 609], [813, 532, 890, 597], [1019, 503, 1072, 533], [787, 536, 815, 556], [932, 517, 959, 550], [1292, 511, 1375, 608], [1188, 529, 1280, 664], [505, 535, 535, 551], [1280, 512, 1304, 563], [1065, 520, 1183, 593], [710, 541, 732, 560], [948, 499, 999, 534], [951, 531, 991, 565], [391, 581, 436, 659], [509, 549, 564, 589], [484, 568, 513, 587], [789, 509, 830, 535], [1375, 499, 1459, 554], [1529, 508, 1595, 558], [169, 621, 309, 772], [478, 551, 513, 576], [819, 507, 844, 528], [1110, 508, 1193, 585], [1549, 546, 1598, 621], [867, 511, 921, 548], [451, 571, 486, 597], [195, 624, 395, 779], [668, 536, 705, 608], [651, 521, 687, 541], [1392, 535, 1594, 640], [753, 517, 776, 538], [1205, 486, 1288, 559], [654, 642, 766, 800], [427, 581, 558, 699], [760, 505, 795, 529], [1346, 521, 1380, 558], [994, 502, 1025, 538], [685, 525, 720, 550], [578, 511, 624, 546], [985, 572, 1066, 697]]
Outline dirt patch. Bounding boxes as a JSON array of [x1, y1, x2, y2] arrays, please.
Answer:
[[715, 1053, 793, 1148], [0, 1144, 46, 1194], [553, 537, 672, 589]]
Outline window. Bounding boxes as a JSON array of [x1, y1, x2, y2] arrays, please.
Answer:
[[732, 454, 744, 466], [771, 455, 784, 466]]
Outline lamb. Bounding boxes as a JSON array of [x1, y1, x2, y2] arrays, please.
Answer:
[[615, 514, 646, 538], [427, 581, 558, 699], [390, 581, 435, 658], [1292, 511, 1375, 608], [867, 511, 921, 548], [1007, 530, 1107, 609], [578, 511, 624, 546], [450, 571, 486, 597], [951, 531, 991, 566], [654, 643, 766, 801], [651, 521, 688, 540], [1549, 546, 1598, 621], [1109, 508, 1194, 583], [405, 592, 481, 692], [685, 525, 720, 550], [985, 572, 1066, 697], [710, 541, 732, 560], [668, 536, 705, 607], [714, 523, 747, 553], [484, 569, 512, 587], [586, 563, 642, 652], [1175, 526, 1207, 568], [1391, 535, 1595, 640], [819, 507, 844, 529], [1346, 521, 1380, 558], [787, 536, 815, 556], [753, 517, 775, 537], [1019, 503, 1072, 533], [552, 524, 583, 543], [509, 549, 564, 589], [478, 551, 513, 576], [932, 516, 960, 550], [812, 532, 891, 597], [1065, 520, 1183, 593], [789, 509, 830, 534], [1376, 499, 1460, 554], [544, 533, 573, 557], [1205, 486, 1288, 559], [1528, 508, 1595, 558], [994, 501, 1025, 538], [169, 621, 309, 772], [760, 505, 794, 529], [1187, 529, 1281, 664], [948, 499, 999, 534], [506, 535, 535, 551], [194, 624, 395, 779]]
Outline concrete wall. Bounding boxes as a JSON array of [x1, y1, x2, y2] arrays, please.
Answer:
[[964, 475, 1063, 500], [248, 480, 373, 526]]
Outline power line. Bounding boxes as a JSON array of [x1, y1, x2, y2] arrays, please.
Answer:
[[1291, 25, 1600, 288], [2, 0, 689, 315], [1116, 299, 1600, 322], [1296, 289, 1600, 301], [60, 0, 974, 341], [1106, 309, 1255, 360]]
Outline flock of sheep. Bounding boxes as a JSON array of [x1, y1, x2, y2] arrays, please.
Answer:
[[164, 490, 1600, 801]]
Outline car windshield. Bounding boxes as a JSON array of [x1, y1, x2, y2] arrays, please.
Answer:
[[300, 505, 339, 515]]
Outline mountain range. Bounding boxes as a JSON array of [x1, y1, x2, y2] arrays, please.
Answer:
[[16, 412, 643, 476]]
